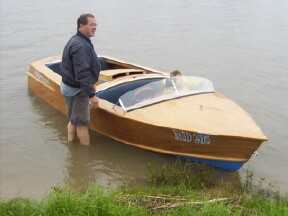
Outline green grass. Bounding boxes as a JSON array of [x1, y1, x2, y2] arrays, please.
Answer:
[[0, 187, 147, 216], [1, 161, 288, 216]]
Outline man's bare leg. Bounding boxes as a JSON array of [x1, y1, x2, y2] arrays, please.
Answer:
[[76, 126, 90, 145], [67, 121, 76, 143]]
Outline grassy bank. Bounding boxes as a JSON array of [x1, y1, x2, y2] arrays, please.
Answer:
[[1, 162, 288, 216]]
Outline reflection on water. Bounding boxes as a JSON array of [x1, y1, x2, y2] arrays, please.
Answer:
[[28, 92, 166, 193], [16, 90, 241, 197]]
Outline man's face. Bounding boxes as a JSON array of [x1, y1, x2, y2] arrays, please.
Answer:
[[80, 17, 97, 37]]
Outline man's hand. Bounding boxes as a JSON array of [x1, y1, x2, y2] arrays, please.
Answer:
[[89, 96, 99, 109]]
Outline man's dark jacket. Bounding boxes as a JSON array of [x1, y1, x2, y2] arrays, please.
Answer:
[[61, 31, 100, 97]]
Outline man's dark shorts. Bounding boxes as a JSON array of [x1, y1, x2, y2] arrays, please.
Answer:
[[64, 92, 90, 126]]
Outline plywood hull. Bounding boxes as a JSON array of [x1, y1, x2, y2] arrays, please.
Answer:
[[27, 73, 263, 171], [27, 56, 267, 171]]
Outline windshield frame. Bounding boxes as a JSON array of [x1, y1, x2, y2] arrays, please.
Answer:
[[118, 76, 215, 112]]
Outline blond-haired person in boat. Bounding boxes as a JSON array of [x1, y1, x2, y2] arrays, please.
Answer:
[[170, 70, 182, 77], [60, 13, 100, 145]]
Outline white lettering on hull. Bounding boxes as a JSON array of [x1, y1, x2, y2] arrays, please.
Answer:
[[172, 130, 211, 144]]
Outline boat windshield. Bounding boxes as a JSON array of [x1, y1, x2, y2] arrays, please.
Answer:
[[118, 76, 215, 111]]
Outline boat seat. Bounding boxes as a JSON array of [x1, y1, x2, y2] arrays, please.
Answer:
[[99, 69, 146, 81]]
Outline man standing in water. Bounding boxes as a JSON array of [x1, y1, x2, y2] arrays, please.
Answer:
[[61, 13, 100, 145]]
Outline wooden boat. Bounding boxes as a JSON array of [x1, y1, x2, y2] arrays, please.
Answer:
[[27, 55, 267, 171]]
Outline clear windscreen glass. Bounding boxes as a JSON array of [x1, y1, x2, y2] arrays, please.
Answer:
[[118, 76, 215, 111]]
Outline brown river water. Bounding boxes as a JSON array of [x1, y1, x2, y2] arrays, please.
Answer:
[[0, 0, 288, 198]]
